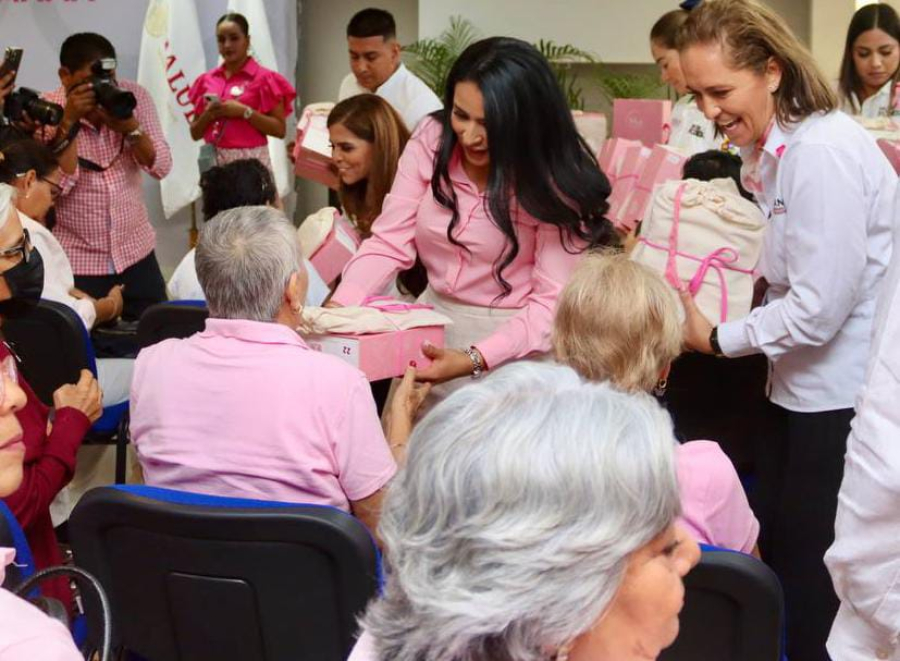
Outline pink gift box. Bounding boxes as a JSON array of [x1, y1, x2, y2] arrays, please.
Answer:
[[305, 326, 444, 381], [878, 138, 900, 176], [293, 108, 339, 189], [616, 145, 688, 232], [607, 144, 651, 225], [309, 216, 361, 285], [612, 99, 673, 147], [598, 137, 640, 184]]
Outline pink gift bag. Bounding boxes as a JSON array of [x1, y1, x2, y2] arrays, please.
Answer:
[[293, 103, 339, 189], [612, 99, 673, 147], [309, 215, 362, 285], [607, 143, 651, 227], [306, 326, 444, 381], [616, 145, 688, 232]]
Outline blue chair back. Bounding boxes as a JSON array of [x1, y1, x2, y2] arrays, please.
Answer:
[[69, 485, 380, 661], [0, 500, 34, 590], [659, 544, 785, 661]]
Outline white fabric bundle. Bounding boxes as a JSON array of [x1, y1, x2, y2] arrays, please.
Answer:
[[631, 178, 766, 324], [296, 206, 339, 259], [302, 298, 453, 334]]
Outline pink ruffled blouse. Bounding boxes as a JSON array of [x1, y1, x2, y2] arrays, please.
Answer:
[[189, 57, 296, 149]]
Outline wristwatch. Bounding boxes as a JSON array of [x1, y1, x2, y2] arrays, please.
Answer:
[[709, 326, 724, 357], [242, 106, 254, 120], [125, 127, 144, 142], [464, 346, 485, 379]]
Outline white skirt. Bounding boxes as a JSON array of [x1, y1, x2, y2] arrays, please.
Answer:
[[413, 287, 527, 414]]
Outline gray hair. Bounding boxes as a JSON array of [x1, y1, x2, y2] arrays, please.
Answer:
[[195, 206, 302, 321], [364, 361, 681, 661]]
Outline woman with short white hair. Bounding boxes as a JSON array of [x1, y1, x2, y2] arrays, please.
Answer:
[[131, 206, 397, 537], [351, 361, 700, 661]]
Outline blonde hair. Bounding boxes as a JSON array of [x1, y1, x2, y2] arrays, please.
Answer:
[[552, 252, 682, 393], [677, 0, 836, 125]]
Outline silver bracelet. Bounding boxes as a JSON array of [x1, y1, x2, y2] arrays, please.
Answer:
[[463, 346, 485, 379]]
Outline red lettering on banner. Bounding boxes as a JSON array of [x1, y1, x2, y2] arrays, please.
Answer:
[[162, 41, 197, 123]]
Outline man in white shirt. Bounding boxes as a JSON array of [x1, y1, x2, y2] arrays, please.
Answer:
[[337, 8, 442, 131], [825, 185, 900, 661]]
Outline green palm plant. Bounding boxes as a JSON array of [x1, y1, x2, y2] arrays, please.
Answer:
[[534, 40, 597, 110], [402, 16, 480, 97]]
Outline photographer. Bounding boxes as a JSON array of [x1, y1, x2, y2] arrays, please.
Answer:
[[41, 33, 171, 321]]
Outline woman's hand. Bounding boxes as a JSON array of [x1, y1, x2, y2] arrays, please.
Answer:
[[415, 343, 476, 384], [384, 366, 431, 455], [219, 100, 249, 119], [679, 287, 715, 354], [53, 369, 102, 423]]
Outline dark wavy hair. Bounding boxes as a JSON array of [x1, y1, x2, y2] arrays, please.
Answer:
[[199, 158, 276, 221], [838, 3, 900, 113], [430, 37, 617, 296]]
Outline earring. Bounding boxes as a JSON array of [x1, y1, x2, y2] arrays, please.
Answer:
[[554, 643, 572, 661], [653, 378, 668, 397]]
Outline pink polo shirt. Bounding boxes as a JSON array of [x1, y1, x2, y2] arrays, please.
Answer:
[[189, 57, 296, 149], [130, 318, 396, 509], [331, 118, 587, 370], [0, 549, 82, 660], [676, 441, 759, 553]]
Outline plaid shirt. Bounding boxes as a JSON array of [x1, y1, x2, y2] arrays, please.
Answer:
[[42, 79, 172, 275]]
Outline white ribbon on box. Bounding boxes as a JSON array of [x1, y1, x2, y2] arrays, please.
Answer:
[[302, 297, 453, 334]]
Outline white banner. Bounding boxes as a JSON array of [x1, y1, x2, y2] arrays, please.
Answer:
[[137, 0, 205, 218], [226, 0, 292, 197]]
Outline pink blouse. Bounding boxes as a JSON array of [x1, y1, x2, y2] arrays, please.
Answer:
[[331, 118, 586, 369], [676, 441, 759, 553], [189, 57, 296, 149]]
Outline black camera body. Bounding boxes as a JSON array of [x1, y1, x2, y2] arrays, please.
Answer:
[[89, 58, 136, 120], [4, 87, 63, 126]]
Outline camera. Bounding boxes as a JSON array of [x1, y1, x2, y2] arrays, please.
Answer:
[[4, 87, 63, 126], [89, 58, 136, 120]]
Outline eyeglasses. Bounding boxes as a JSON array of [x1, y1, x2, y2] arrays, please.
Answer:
[[41, 177, 62, 200], [0, 228, 32, 264], [0, 355, 18, 408]]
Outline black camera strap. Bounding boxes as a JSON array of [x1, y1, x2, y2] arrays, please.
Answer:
[[50, 121, 80, 156], [77, 135, 125, 173]]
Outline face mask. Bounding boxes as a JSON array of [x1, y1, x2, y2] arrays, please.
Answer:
[[2, 246, 44, 304]]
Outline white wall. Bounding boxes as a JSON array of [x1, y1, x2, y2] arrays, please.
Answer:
[[420, 0, 812, 64], [419, 0, 676, 63]]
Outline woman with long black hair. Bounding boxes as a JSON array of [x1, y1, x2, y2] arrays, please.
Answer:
[[330, 37, 616, 406]]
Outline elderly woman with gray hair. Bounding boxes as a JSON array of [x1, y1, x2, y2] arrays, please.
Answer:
[[350, 361, 700, 661], [130, 206, 397, 536]]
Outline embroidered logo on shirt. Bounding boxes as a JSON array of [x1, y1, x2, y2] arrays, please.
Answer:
[[688, 124, 706, 138], [772, 198, 786, 215]]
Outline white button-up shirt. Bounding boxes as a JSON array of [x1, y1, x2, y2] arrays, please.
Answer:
[[825, 185, 900, 660], [338, 63, 442, 131], [717, 111, 896, 412], [842, 79, 900, 119]]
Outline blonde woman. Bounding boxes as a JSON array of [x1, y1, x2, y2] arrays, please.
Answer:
[[676, 1, 896, 657], [553, 253, 759, 555]]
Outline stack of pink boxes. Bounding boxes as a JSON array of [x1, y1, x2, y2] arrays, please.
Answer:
[[601, 99, 689, 232]]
